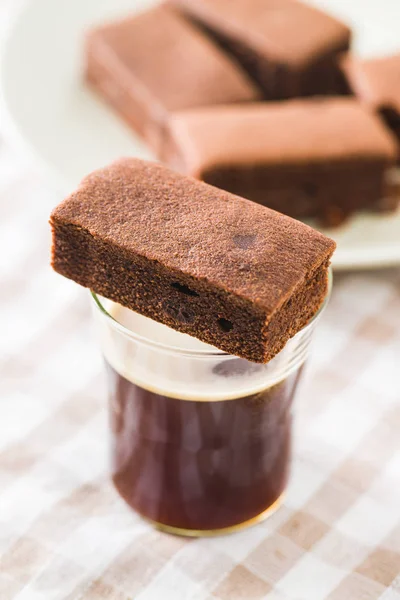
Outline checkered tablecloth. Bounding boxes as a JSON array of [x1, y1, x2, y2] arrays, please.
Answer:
[[1, 135, 400, 600], [1, 8, 400, 600]]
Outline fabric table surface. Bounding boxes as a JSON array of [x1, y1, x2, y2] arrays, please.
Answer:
[[1, 3, 400, 600]]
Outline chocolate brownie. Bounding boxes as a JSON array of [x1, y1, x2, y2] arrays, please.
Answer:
[[164, 99, 399, 226], [85, 5, 261, 155], [170, 0, 351, 99], [341, 53, 400, 147], [50, 159, 335, 363]]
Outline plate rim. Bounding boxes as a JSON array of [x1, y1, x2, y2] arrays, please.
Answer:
[[0, 0, 72, 193]]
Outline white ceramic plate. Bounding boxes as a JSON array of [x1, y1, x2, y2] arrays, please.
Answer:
[[1, 0, 400, 270]]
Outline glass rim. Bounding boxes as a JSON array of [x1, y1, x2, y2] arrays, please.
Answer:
[[91, 268, 332, 360]]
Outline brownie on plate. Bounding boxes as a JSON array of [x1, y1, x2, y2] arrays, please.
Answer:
[[341, 53, 400, 148], [164, 99, 399, 226], [85, 5, 261, 155], [170, 0, 351, 99]]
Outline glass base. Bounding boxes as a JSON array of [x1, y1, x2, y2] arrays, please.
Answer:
[[139, 494, 284, 538]]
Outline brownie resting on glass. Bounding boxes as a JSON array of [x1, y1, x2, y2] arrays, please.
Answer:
[[50, 158, 335, 363]]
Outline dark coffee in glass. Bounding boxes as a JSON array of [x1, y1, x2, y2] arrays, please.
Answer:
[[92, 295, 324, 536]]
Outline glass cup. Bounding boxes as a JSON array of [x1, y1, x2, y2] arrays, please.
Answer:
[[91, 273, 331, 537]]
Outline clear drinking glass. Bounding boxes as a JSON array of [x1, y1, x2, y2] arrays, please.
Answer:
[[91, 273, 331, 537]]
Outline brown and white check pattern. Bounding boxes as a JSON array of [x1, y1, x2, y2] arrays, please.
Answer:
[[1, 6, 400, 600], [1, 139, 399, 600]]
